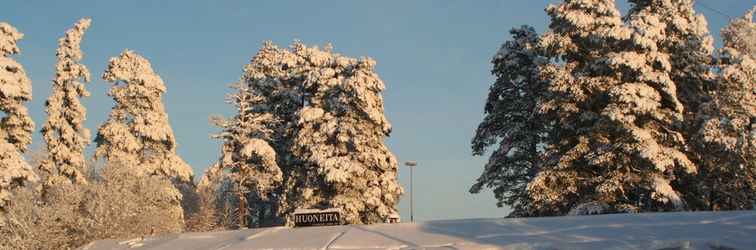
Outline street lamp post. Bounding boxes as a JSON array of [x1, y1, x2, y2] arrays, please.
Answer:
[[404, 161, 417, 222]]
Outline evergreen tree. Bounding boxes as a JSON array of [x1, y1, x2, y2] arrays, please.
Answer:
[[626, 0, 715, 113], [692, 9, 756, 210], [524, 0, 644, 216], [0, 22, 36, 213], [212, 78, 283, 227], [720, 7, 756, 59], [623, 2, 717, 209], [471, 1, 756, 217], [95, 50, 193, 182], [40, 18, 92, 186], [186, 162, 224, 231], [0, 23, 34, 152], [284, 42, 401, 224], [478, 0, 710, 216], [213, 41, 402, 225], [95, 50, 194, 222], [590, 0, 703, 212], [469, 26, 547, 216]]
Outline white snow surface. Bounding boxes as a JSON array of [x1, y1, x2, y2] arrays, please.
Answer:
[[80, 210, 756, 250]]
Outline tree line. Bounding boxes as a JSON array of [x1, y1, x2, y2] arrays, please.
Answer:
[[470, 0, 755, 217], [0, 17, 401, 249], [1, 0, 754, 249]]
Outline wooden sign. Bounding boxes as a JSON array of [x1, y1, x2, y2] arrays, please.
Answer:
[[293, 211, 341, 227]]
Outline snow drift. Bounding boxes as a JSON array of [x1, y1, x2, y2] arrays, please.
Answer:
[[81, 210, 756, 250]]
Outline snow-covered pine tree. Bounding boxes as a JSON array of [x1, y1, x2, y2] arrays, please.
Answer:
[[622, 0, 717, 210], [219, 41, 401, 225], [626, 0, 715, 113], [597, 0, 704, 211], [693, 8, 755, 210], [284, 42, 402, 224], [95, 50, 194, 222], [720, 7, 756, 59], [518, 0, 705, 215], [210, 41, 305, 228], [40, 18, 92, 186], [470, 25, 548, 216], [212, 77, 283, 227], [0, 22, 37, 213]]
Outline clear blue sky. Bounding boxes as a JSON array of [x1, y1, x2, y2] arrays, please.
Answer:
[[2, 0, 752, 221]]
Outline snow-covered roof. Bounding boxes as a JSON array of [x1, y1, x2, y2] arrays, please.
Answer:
[[80, 210, 756, 250]]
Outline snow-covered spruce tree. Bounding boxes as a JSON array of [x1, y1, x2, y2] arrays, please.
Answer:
[[95, 50, 194, 222], [39, 18, 92, 187], [0, 24, 35, 151], [470, 25, 548, 216], [692, 9, 756, 210], [0, 22, 37, 213]]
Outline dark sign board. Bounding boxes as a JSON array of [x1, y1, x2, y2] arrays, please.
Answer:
[[293, 211, 341, 227]]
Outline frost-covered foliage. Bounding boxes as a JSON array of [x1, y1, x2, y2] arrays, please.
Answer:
[[213, 80, 283, 204], [692, 9, 756, 210], [39, 18, 92, 187], [1, 165, 185, 250], [592, 0, 706, 210], [474, 0, 721, 216], [469, 26, 547, 214], [622, 3, 715, 208], [0, 23, 35, 151], [0, 142, 35, 214], [531, 0, 632, 214], [185, 189, 222, 232], [212, 41, 402, 225], [0, 22, 37, 213], [720, 7, 756, 59], [94, 50, 194, 222], [187, 162, 229, 232], [567, 201, 608, 216], [527, 0, 663, 216], [197, 162, 226, 197], [211, 74, 284, 227], [283, 42, 400, 225], [626, 0, 715, 112], [95, 50, 193, 183]]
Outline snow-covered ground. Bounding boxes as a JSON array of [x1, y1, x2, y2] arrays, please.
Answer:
[[80, 210, 756, 250]]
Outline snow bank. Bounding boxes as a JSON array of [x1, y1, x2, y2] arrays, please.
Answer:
[[80, 210, 756, 250]]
